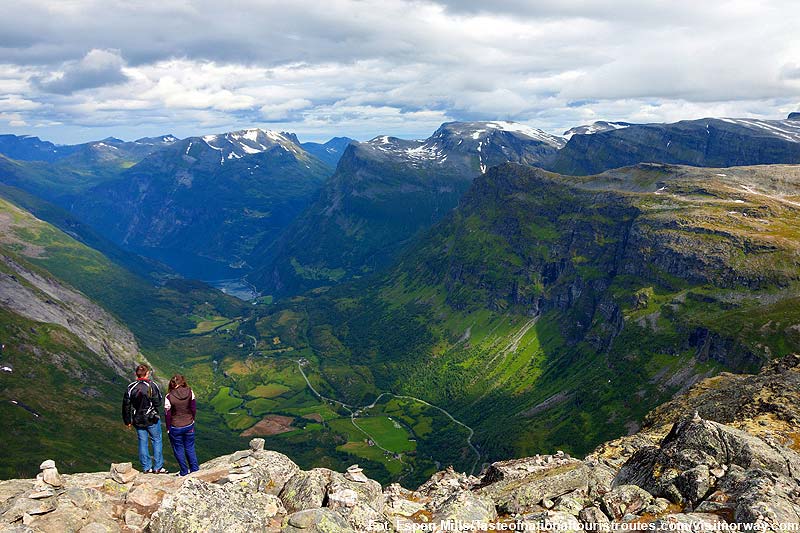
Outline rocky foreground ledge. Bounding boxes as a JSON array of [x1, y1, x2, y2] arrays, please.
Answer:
[[1, 413, 799, 532]]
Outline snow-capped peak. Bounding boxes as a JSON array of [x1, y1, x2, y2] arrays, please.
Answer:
[[199, 128, 304, 164], [360, 120, 563, 170], [483, 121, 566, 147], [432, 121, 566, 149], [563, 121, 632, 140]]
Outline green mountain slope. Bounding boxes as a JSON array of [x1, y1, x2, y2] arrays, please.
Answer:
[[0, 194, 255, 477], [256, 162, 800, 465]]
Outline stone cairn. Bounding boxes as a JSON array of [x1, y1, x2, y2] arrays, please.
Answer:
[[109, 462, 138, 484], [29, 460, 63, 499]]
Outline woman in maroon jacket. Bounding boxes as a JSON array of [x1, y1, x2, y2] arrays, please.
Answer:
[[165, 374, 199, 476]]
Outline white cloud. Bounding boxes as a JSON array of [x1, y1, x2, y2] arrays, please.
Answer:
[[0, 0, 798, 143]]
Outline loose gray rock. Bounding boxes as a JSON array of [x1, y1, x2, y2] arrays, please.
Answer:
[[149, 478, 285, 533], [108, 463, 137, 485], [432, 490, 497, 524], [230, 450, 252, 463], [578, 505, 610, 527], [614, 415, 800, 503], [600, 484, 653, 520], [476, 456, 589, 514], [280, 469, 333, 513], [282, 508, 355, 532]]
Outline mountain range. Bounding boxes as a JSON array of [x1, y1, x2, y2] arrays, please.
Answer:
[[2, 112, 800, 487], [249, 121, 566, 295]]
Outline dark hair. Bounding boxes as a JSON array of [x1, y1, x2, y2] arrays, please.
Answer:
[[168, 374, 188, 392], [135, 364, 149, 378]]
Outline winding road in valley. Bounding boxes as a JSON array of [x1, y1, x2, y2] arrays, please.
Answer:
[[295, 360, 481, 475]]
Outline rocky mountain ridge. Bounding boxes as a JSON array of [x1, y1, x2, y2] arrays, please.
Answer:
[[1, 353, 798, 532], [551, 115, 800, 176], [248, 120, 566, 295], [67, 129, 332, 279]]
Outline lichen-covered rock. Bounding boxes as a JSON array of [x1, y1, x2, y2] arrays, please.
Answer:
[[1, 495, 57, 523], [726, 469, 800, 527], [416, 466, 477, 510], [126, 484, 161, 508], [520, 511, 582, 532], [383, 484, 426, 520], [674, 464, 712, 504], [578, 505, 610, 527], [431, 490, 497, 524], [553, 493, 586, 516], [248, 451, 303, 497], [600, 484, 653, 520], [78, 522, 120, 533], [280, 468, 334, 513], [281, 508, 355, 533], [476, 456, 589, 514], [648, 513, 725, 530], [148, 478, 285, 533], [615, 414, 800, 503]]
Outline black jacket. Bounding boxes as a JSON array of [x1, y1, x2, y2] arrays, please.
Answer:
[[122, 379, 162, 428]]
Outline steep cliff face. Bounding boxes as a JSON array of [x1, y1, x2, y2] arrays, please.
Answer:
[[1, 355, 798, 532], [0, 197, 141, 374], [0, 255, 140, 375], [550, 116, 800, 176], [250, 121, 565, 296]]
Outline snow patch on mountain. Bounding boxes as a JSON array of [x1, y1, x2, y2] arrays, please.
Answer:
[[563, 121, 632, 139], [198, 128, 305, 165], [718, 118, 800, 143]]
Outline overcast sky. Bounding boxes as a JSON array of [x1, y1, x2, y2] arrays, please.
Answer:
[[1, 0, 799, 144]]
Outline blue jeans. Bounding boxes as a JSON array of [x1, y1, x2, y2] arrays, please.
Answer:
[[168, 423, 199, 476], [135, 422, 164, 472]]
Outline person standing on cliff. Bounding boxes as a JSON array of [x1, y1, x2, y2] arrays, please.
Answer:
[[164, 374, 200, 476], [122, 364, 168, 474]]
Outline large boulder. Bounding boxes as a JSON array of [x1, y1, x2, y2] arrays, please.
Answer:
[[247, 451, 302, 496], [280, 469, 334, 514], [149, 478, 285, 533], [476, 454, 589, 514], [431, 490, 497, 525], [599, 484, 653, 520], [281, 508, 355, 533], [719, 467, 800, 527], [325, 476, 384, 530], [614, 414, 800, 504]]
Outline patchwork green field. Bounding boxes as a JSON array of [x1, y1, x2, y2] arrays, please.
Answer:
[[177, 347, 477, 486]]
